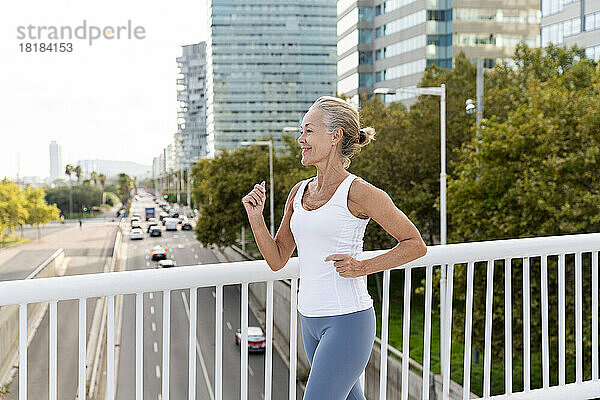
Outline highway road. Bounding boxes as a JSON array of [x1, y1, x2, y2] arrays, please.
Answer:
[[116, 195, 303, 400]]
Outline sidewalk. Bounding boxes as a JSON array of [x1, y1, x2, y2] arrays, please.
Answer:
[[0, 223, 118, 282]]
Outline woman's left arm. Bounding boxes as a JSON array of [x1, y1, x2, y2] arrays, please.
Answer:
[[325, 181, 427, 277]]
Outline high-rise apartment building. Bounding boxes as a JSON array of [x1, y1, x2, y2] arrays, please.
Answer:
[[177, 43, 208, 168], [541, 0, 600, 60], [49, 140, 62, 180], [337, 0, 541, 104], [205, 0, 337, 155]]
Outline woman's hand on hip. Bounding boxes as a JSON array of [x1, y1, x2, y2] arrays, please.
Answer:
[[242, 181, 266, 218], [325, 254, 368, 278]]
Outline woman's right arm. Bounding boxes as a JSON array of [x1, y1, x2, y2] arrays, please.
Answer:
[[242, 181, 301, 271]]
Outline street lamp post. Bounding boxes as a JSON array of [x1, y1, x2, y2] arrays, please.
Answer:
[[374, 84, 449, 391], [240, 140, 274, 237]]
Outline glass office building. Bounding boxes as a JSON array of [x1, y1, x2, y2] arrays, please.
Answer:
[[541, 0, 600, 61], [338, 0, 541, 105], [205, 0, 337, 156], [176, 43, 208, 168]]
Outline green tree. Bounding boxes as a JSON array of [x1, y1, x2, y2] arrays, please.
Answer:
[[24, 187, 60, 240], [74, 165, 82, 183], [98, 173, 107, 204], [0, 179, 29, 246], [117, 173, 132, 204], [447, 44, 600, 377]]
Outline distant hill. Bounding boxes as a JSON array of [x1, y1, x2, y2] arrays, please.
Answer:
[[76, 159, 151, 178]]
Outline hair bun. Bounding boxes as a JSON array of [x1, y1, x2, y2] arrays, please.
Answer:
[[358, 127, 376, 146]]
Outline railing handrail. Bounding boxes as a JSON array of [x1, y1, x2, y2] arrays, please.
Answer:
[[1, 232, 599, 306], [0, 258, 298, 306]]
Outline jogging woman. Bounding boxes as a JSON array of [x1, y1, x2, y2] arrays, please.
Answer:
[[242, 96, 427, 400]]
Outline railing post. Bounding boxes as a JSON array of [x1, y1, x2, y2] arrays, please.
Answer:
[[19, 303, 27, 400], [265, 280, 274, 400], [215, 285, 223, 400], [289, 278, 298, 400], [439, 264, 446, 394], [379, 270, 391, 400]]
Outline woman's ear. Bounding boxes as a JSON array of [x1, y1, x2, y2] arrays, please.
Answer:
[[333, 128, 343, 145]]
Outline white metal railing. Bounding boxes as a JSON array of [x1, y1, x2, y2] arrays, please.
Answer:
[[0, 233, 599, 399]]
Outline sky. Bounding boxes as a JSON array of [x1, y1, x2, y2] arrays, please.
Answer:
[[0, 0, 206, 179]]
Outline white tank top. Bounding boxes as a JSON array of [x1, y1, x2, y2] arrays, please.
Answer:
[[290, 173, 374, 317]]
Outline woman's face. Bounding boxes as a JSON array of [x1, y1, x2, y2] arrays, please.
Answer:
[[298, 108, 338, 167]]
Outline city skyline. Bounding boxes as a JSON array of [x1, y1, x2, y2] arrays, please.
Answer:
[[0, 0, 206, 179]]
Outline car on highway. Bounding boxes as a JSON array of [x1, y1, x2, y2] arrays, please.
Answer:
[[147, 221, 159, 233], [149, 226, 162, 237], [181, 220, 193, 231], [131, 220, 141, 229], [235, 326, 266, 352], [159, 212, 169, 222], [151, 246, 167, 261], [165, 218, 178, 231], [130, 228, 144, 240], [158, 259, 176, 268]]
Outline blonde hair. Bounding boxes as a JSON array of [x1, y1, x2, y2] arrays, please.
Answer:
[[309, 96, 376, 168]]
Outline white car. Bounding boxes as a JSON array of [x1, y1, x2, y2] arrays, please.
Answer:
[[158, 259, 176, 268], [130, 227, 144, 240], [165, 218, 178, 231], [235, 326, 266, 352]]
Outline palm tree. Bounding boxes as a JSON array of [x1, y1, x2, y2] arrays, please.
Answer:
[[74, 165, 82, 183], [118, 173, 132, 204], [65, 164, 74, 216], [90, 171, 98, 186], [98, 173, 106, 204]]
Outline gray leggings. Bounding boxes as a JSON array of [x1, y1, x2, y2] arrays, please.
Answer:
[[299, 307, 376, 400]]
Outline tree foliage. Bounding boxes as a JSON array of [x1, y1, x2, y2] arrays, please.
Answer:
[[446, 44, 600, 369], [0, 180, 59, 244], [24, 187, 60, 240], [45, 184, 103, 214]]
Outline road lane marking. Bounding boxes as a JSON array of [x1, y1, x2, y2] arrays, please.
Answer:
[[146, 255, 150, 260], [151, 322, 156, 332], [191, 248, 195, 252], [153, 342, 158, 353], [155, 365, 161, 378], [150, 306, 155, 315], [226, 321, 232, 331], [178, 244, 184, 248], [249, 365, 254, 376], [195, 254, 198, 259], [146, 261, 150, 267], [181, 291, 215, 400], [149, 293, 154, 300]]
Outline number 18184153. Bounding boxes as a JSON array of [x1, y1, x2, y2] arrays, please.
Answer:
[[19, 42, 73, 52]]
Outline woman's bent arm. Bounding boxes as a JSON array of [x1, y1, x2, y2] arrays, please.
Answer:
[[244, 181, 300, 271]]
